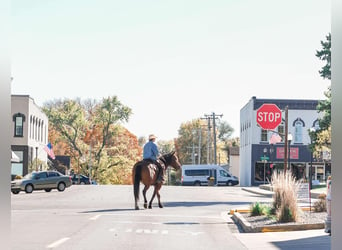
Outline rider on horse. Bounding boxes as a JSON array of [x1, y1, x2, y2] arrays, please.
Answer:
[[143, 134, 165, 184]]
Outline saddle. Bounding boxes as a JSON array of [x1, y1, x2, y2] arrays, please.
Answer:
[[142, 159, 165, 183]]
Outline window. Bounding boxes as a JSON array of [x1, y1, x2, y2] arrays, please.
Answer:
[[261, 129, 268, 142], [185, 169, 209, 176], [294, 120, 304, 143], [313, 119, 320, 130], [277, 120, 285, 140], [13, 113, 25, 137], [48, 172, 60, 177], [220, 170, 231, 177]]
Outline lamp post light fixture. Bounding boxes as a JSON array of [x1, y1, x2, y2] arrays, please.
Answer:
[[263, 147, 267, 184], [309, 127, 316, 190], [288, 133, 293, 172]]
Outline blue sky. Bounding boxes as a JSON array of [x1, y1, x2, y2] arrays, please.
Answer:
[[11, 0, 331, 140]]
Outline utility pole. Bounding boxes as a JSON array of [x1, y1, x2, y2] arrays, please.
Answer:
[[201, 116, 212, 164], [203, 112, 223, 165], [198, 128, 201, 164]]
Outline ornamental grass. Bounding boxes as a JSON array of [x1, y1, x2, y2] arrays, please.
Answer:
[[271, 171, 301, 223]]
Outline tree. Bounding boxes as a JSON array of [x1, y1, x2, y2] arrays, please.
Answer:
[[216, 120, 235, 165], [313, 33, 331, 150], [175, 119, 207, 165], [43, 96, 136, 184]]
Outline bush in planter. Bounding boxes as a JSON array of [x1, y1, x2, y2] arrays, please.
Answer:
[[314, 193, 327, 212], [250, 202, 270, 216]]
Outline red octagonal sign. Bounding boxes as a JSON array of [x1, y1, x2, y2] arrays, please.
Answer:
[[256, 104, 282, 130]]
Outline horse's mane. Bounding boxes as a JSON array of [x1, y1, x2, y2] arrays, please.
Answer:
[[159, 151, 175, 165]]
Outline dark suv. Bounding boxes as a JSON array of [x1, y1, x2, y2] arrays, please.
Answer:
[[70, 174, 91, 185]]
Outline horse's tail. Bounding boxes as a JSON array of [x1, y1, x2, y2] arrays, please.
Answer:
[[133, 163, 142, 201]]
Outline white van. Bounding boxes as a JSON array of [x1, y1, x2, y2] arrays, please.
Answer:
[[181, 164, 239, 186]]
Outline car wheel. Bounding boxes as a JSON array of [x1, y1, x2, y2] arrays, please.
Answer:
[[57, 182, 66, 192], [12, 190, 20, 194], [80, 181, 85, 185], [227, 181, 233, 186], [25, 184, 33, 193], [45, 188, 52, 192], [194, 181, 201, 186]]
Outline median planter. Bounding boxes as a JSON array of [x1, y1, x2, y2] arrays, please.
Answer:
[[231, 211, 325, 233]]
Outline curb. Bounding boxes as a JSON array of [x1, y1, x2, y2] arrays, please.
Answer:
[[231, 212, 325, 233], [241, 187, 325, 199]]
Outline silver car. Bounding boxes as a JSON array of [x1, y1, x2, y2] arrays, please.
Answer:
[[11, 171, 72, 194]]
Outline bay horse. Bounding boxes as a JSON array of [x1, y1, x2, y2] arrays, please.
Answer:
[[133, 151, 181, 210]]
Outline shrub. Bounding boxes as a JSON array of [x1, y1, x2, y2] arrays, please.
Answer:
[[250, 202, 270, 216], [271, 171, 300, 223], [314, 193, 327, 212]]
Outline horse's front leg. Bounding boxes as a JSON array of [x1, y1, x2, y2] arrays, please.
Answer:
[[142, 185, 149, 209]]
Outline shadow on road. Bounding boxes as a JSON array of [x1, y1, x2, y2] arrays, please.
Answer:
[[79, 208, 136, 214], [164, 201, 252, 207]]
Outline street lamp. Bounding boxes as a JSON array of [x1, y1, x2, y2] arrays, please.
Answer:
[[263, 147, 267, 184], [309, 127, 316, 190], [288, 133, 293, 172]]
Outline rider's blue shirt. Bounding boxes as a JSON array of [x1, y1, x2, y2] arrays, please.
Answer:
[[143, 141, 159, 161]]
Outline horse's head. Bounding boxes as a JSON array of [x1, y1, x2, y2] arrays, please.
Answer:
[[162, 151, 181, 171]]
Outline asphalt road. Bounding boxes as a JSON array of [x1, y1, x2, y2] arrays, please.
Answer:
[[11, 185, 271, 250]]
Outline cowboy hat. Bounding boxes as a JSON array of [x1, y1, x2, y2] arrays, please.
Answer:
[[148, 134, 157, 140]]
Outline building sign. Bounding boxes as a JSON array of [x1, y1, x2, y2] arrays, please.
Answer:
[[276, 147, 299, 159]]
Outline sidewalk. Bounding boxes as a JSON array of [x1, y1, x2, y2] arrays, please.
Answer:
[[232, 185, 331, 249], [233, 229, 330, 250], [242, 185, 326, 199]]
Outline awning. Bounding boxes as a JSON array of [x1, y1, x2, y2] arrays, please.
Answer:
[[11, 151, 20, 163]]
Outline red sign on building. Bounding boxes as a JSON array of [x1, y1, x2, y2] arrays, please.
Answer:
[[276, 147, 299, 159]]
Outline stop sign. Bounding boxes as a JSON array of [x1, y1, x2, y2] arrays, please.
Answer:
[[256, 104, 282, 130]]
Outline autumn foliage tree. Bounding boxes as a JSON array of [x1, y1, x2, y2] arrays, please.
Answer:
[[42, 96, 140, 184]]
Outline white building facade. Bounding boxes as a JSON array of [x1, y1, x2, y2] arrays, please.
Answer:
[[240, 97, 330, 186], [11, 95, 49, 176]]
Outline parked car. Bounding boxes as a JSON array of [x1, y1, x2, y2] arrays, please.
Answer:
[[70, 174, 91, 185], [11, 171, 72, 194]]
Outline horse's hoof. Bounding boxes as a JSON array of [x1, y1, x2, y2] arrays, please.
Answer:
[[135, 206, 139, 210], [148, 205, 152, 209], [159, 204, 163, 208], [144, 204, 147, 209]]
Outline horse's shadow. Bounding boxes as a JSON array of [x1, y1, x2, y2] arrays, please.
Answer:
[[79, 208, 135, 214], [79, 201, 251, 214]]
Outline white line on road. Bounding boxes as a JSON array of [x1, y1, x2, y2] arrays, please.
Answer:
[[46, 237, 70, 249], [89, 214, 102, 220]]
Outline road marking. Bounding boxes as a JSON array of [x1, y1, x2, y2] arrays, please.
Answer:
[[183, 231, 204, 236], [46, 237, 70, 249], [89, 214, 101, 220]]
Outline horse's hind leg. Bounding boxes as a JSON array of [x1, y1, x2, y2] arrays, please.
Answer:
[[142, 186, 149, 209], [157, 189, 163, 208], [148, 189, 157, 209]]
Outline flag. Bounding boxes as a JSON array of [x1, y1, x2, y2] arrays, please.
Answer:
[[269, 133, 282, 144], [44, 142, 56, 160]]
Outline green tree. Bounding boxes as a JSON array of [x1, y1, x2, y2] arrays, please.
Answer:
[[175, 119, 208, 165], [216, 120, 235, 165], [313, 33, 331, 149]]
